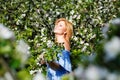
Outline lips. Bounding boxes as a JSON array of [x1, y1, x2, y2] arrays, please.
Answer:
[[53, 28, 57, 33]]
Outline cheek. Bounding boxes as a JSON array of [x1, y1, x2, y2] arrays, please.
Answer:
[[62, 27, 67, 32]]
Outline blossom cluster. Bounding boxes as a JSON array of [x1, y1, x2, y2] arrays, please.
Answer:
[[62, 65, 120, 80], [36, 40, 64, 67], [0, 24, 31, 80]]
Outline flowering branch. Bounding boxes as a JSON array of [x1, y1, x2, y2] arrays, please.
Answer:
[[0, 57, 17, 80]]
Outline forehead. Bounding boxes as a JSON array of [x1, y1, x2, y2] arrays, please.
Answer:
[[57, 21, 65, 25]]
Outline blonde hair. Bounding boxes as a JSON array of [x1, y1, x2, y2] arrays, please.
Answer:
[[55, 18, 73, 42]]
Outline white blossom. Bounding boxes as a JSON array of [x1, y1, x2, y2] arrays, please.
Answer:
[[75, 32, 79, 35], [97, 68, 108, 79], [48, 17, 51, 21], [20, 14, 26, 18], [36, 62, 41, 66], [41, 28, 46, 36], [16, 40, 30, 63], [36, 52, 45, 66], [70, 10, 74, 15], [78, 0, 82, 3], [74, 65, 109, 80], [74, 66, 84, 79], [36, 43, 40, 48], [0, 24, 15, 39], [30, 17, 33, 20], [82, 46, 87, 52], [106, 73, 118, 80], [41, 37, 47, 42], [90, 28, 93, 32], [102, 24, 109, 39], [0, 77, 4, 80], [69, 16, 73, 22], [33, 72, 45, 80], [73, 15, 77, 18], [104, 37, 120, 60], [80, 40, 84, 44], [47, 40, 53, 48], [4, 72, 13, 80], [73, 36, 78, 41], [35, 22, 39, 27], [110, 18, 120, 25], [85, 65, 100, 80], [97, 16, 101, 21], [16, 20, 21, 25], [85, 43, 89, 46], [84, 29, 87, 33], [30, 69, 42, 75], [117, 75, 120, 80], [77, 15, 81, 19], [37, 9, 40, 14], [90, 34, 96, 39], [45, 13, 49, 17], [56, 12, 60, 15]]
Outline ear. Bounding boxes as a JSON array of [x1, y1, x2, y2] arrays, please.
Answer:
[[64, 32, 67, 35]]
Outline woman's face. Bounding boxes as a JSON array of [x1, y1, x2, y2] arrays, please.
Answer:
[[54, 21, 67, 35]]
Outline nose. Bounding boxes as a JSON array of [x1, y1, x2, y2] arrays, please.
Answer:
[[55, 25, 59, 29]]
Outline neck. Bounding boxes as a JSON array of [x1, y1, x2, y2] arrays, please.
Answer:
[[55, 34, 70, 51], [55, 34, 65, 43]]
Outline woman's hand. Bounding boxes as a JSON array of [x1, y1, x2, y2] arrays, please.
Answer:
[[39, 53, 46, 65], [40, 59, 46, 65]]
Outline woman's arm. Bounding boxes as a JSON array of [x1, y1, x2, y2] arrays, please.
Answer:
[[48, 61, 70, 74], [40, 60, 60, 70], [48, 61, 60, 70]]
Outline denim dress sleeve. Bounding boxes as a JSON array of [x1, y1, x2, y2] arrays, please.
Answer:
[[47, 50, 72, 80], [55, 50, 72, 76]]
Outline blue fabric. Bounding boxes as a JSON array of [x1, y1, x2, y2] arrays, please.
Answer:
[[47, 50, 71, 80]]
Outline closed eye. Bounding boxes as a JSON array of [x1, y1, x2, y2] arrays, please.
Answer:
[[59, 25, 63, 27]]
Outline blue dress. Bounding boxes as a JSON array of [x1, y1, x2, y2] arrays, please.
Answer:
[[47, 50, 72, 80]]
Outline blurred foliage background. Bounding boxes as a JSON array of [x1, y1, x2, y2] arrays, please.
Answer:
[[0, 0, 120, 79]]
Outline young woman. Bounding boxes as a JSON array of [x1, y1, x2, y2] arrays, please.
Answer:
[[46, 18, 73, 80]]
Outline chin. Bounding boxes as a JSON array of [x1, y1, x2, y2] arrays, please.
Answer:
[[54, 30, 59, 33], [54, 31, 57, 33]]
